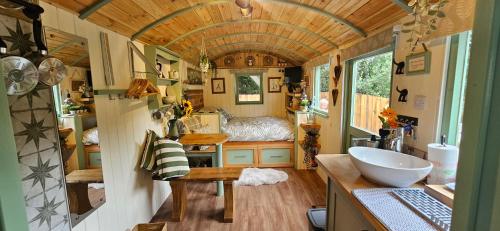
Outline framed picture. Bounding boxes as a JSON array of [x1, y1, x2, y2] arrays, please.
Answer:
[[268, 77, 282, 93], [211, 78, 225, 94], [405, 51, 431, 75], [71, 80, 85, 92], [186, 68, 203, 85]]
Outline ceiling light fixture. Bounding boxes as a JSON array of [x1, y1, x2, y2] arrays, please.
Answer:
[[235, 0, 252, 17]]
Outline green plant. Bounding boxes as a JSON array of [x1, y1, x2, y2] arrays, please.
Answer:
[[402, 0, 449, 53], [300, 99, 309, 106], [67, 105, 81, 111]]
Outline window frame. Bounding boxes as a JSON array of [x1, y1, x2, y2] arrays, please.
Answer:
[[342, 46, 395, 152], [311, 62, 331, 117], [440, 31, 472, 145], [234, 72, 264, 105]]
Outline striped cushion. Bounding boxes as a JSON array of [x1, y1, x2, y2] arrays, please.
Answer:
[[140, 130, 157, 171], [154, 139, 190, 180]]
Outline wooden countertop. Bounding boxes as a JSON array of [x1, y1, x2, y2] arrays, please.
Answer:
[[179, 133, 229, 145], [316, 154, 421, 231]]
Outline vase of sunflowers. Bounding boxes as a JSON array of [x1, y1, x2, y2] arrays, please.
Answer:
[[167, 100, 193, 140]]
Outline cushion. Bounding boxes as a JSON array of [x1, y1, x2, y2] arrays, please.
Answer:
[[139, 130, 157, 171], [154, 139, 190, 180], [82, 127, 99, 145], [217, 108, 234, 121]]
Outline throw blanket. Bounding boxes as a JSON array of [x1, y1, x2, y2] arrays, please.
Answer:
[[235, 168, 288, 186]]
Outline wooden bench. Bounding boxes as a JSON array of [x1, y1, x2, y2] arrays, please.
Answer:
[[170, 168, 242, 223]]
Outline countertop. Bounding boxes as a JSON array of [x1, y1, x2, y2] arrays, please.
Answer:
[[316, 154, 422, 231]]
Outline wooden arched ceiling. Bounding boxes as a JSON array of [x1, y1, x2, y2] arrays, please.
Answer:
[[45, 0, 410, 65]]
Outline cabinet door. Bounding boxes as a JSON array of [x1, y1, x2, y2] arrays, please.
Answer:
[[328, 180, 374, 231]]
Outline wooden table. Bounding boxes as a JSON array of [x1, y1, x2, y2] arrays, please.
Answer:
[[170, 168, 242, 222], [179, 134, 229, 196], [65, 169, 103, 215]]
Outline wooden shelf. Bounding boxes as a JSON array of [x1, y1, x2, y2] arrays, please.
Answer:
[[287, 107, 299, 113], [300, 123, 321, 130], [286, 92, 302, 97]]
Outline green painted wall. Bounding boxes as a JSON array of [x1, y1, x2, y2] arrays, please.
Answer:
[[0, 78, 29, 231]]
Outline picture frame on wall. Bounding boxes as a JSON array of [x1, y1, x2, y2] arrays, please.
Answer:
[[71, 80, 85, 92], [268, 77, 282, 93], [211, 78, 225, 94], [405, 51, 431, 75]]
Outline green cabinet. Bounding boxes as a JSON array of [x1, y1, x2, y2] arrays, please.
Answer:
[[88, 152, 102, 168], [226, 150, 254, 165], [260, 148, 291, 166]]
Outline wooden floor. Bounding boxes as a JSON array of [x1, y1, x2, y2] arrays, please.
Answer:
[[151, 168, 326, 231]]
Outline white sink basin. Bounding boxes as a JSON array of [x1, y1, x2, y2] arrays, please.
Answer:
[[348, 147, 433, 188]]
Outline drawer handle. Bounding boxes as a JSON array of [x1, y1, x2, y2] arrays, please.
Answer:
[[234, 155, 246, 159], [270, 155, 283, 158]]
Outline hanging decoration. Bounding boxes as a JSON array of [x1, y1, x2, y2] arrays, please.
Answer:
[[402, 0, 449, 53], [199, 37, 210, 73]]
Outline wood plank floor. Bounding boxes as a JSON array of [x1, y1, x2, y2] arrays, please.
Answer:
[[150, 168, 326, 231]]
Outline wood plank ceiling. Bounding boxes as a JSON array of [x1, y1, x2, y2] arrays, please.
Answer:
[[43, 0, 409, 65]]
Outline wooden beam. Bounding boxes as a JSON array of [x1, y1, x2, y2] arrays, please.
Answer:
[[205, 42, 310, 61], [391, 0, 412, 13], [131, 0, 365, 40], [71, 54, 89, 66], [262, 0, 366, 37], [48, 40, 80, 54], [79, 0, 112, 19], [131, 0, 231, 40], [183, 32, 322, 56], [163, 19, 338, 48], [200, 42, 310, 62]]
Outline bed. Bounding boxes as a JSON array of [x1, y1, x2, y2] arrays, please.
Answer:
[[189, 108, 295, 168], [222, 116, 294, 142]]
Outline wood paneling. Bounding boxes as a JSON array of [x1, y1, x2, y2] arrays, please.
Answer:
[[39, 2, 171, 231], [203, 68, 286, 118], [42, 0, 410, 65], [151, 168, 326, 230]]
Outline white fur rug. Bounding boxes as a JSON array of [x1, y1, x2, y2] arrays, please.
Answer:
[[235, 168, 288, 186]]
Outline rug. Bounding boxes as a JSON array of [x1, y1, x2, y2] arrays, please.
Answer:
[[235, 168, 288, 186]]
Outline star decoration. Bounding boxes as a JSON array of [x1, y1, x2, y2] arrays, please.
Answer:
[[15, 111, 53, 149], [1, 19, 35, 56], [16, 84, 46, 108], [30, 194, 64, 229], [22, 154, 58, 189]]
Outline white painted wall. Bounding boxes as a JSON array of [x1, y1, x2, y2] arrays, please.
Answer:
[[203, 68, 286, 118], [40, 2, 171, 230], [392, 36, 449, 151]]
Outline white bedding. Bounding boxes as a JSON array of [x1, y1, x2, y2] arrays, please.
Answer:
[[222, 116, 294, 142]]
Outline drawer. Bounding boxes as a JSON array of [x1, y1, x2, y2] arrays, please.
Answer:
[[260, 148, 291, 164], [88, 152, 102, 168], [225, 149, 255, 166]]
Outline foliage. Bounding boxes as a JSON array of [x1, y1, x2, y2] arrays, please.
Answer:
[[354, 52, 392, 98], [316, 64, 330, 92], [237, 75, 261, 94], [167, 100, 193, 120], [402, 0, 449, 53]]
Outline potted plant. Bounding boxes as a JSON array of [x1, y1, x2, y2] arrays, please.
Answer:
[[67, 105, 81, 115], [200, 54, 210, 73], [299, 99, 309, 111]]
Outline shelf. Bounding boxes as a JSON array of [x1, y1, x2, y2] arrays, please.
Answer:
[[286, 92, 302, 97], [300, 123, 321, 130], [286, 107, 298, 113], [156, 78, 179, 86]]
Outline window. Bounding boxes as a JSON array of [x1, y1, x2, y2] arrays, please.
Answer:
[[350, 51, 393, 134], [312, 63, 330, 114], [235, 73, 263, 104], [441, 31, 472, 145]]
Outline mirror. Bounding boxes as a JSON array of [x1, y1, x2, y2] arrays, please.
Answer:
[[44, 26, 106, 227]]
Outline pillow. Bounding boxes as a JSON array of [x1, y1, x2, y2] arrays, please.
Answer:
[[217, 108, 233, 121], [139, 130, 158, 171], [154, 139, 190, 180], [82, 127, 99, 145]]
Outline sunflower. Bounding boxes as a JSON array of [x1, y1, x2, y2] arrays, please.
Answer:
[[182, 100, 193, 116]]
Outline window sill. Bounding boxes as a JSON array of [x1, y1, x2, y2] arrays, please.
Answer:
[[312, 108, 329, 118]]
